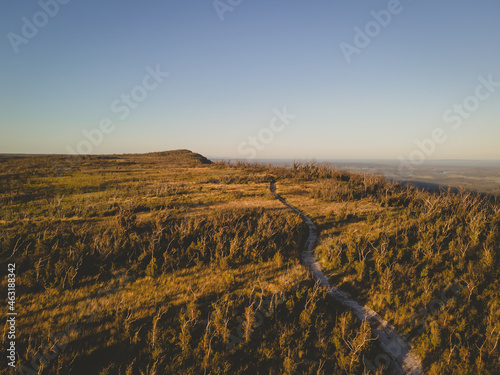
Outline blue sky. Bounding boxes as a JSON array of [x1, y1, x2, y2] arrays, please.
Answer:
[[1, 0, 499, 160]]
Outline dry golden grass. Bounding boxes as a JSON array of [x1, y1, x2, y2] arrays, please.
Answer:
[[3, 154, 500, 374]]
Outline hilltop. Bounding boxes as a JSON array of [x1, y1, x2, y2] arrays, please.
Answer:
[[1, 153, 500, 375], [144, 149, 212, 166]]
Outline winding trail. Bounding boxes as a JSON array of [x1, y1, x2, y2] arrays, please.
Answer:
[[270, 181, 424, 375]]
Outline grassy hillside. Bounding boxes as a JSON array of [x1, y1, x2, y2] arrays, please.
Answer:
[[1, 152, 499, 374]]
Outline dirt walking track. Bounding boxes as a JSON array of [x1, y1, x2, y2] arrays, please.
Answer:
[[270, 181, 424, 375]]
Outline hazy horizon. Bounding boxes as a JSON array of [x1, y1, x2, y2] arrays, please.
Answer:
[[3, 152, 500, 166]]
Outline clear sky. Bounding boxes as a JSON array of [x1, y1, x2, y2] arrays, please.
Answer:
[[1, 0, 499, 160]]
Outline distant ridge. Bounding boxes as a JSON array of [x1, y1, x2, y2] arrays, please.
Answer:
[[146, 149, 212, 166], [0, 149, 212, 171]]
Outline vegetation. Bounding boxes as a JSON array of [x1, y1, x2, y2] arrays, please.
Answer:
[[1, 151, 499, 374]]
